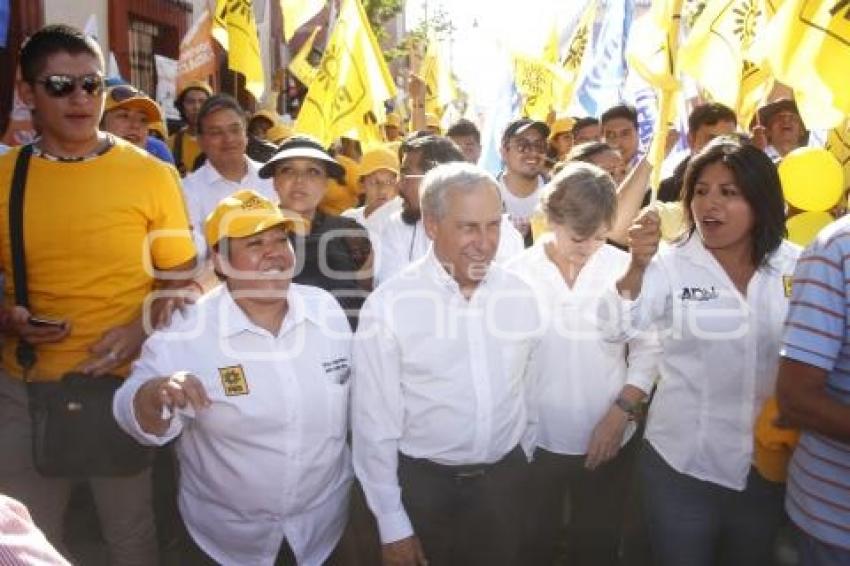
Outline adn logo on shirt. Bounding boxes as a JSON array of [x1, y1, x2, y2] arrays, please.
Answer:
[[219, 365, 249, 396], [679, 287, 719, 302]]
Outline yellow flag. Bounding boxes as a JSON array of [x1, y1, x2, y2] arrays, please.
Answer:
[[213, 0, 265, 99], [288, 26, 321, 86], [513, 24, 564, 121], [293, 0, 396, 148], [554, 0, 598, 113], [627, 0, 684, 194], [761, 0, 850, 129], [419, 36, 457, 118], [282, 0, 325, 42], [826, 119, 850, 193], [513, 55, 554, 121], [679, 0, 777, 126]]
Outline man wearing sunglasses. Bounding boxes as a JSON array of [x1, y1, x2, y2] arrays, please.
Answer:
[[498, 118, 551, 247], [0, 24, 198, 565]]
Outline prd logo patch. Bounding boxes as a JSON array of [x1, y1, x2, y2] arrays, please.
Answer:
[[219, 365, 249, 396], [783, 275, 793, 298]]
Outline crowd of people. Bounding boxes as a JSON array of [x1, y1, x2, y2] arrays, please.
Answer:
[[0, 22, 849, 566]]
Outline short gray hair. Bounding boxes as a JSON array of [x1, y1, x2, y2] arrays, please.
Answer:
[[542, 161, 617, 237], [419, 162, 501, 220]]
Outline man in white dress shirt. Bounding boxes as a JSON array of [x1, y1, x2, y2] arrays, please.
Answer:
[[353, 162, 542, 566], [181, 94, 278, 258], [375, 134, 523, 285], [114, 190, 353, 566]]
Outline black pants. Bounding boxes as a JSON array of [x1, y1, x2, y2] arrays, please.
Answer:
[[398, 446, 529, 566], [179, 518, 297, 566], [522, 436, 639, 566]]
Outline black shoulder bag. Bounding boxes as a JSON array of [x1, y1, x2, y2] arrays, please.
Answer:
[[10, 145, 153, 477]]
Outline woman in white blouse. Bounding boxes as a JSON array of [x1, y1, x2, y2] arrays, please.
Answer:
[[611, 136, 799, 566], [510, 162, 656, 566]]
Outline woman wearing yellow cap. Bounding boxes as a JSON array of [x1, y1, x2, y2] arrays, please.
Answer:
[[341, 147, 400, 231]]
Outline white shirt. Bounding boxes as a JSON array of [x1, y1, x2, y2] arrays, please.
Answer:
[[113, 285, 353, 566], [341, 197, 402, 236], [602, 236, 800, 490], [373, 210, 524, 286], [497, 174, 544, 237], [182, 158, 278, 257], [352, 251, 543, 544], [506, 241, 658, 455]]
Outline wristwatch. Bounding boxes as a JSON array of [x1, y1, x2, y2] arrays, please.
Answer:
[[614, 396, 641, 421]]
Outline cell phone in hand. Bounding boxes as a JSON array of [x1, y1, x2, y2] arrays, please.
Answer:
[[28, 316, 66, 328]]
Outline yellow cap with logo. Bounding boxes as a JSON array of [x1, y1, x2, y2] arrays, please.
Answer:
[[204, 189, 295, 249]]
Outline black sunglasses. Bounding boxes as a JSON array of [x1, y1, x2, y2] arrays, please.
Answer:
[[36, 74, 104, 98], [108, 85, 142, 103]]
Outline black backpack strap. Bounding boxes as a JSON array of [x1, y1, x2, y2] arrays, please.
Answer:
[[173, 129, 185, 175], [9, 144, 36, 372]]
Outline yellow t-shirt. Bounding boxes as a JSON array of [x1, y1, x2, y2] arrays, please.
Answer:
[[0, 140, 197, 380], [168, 129, 202, 175]]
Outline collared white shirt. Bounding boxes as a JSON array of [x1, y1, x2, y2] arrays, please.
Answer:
[[352, 251, 543, 544], [506, 241, 658, 455], [602, 236, 800, 490], [114, 284, 353, 566], [182, 158, 277, 257], [373, 209, 524, 286]]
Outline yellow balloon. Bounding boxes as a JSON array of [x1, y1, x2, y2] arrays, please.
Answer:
[[779, 147, 844, 212], [786, 211, 834, 247]]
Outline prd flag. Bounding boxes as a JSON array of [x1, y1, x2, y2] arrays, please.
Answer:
[[679, 0, 779, 127], [761, 0, 850, 129], [826, 118, 850, 191], [627, 0, 684, 194], [513, 26, 560, 121], [282, 0, 325, 42], [213, 0, 265, 99], [420, 35, 457, 119], [288, 26, 321, 86], [294, 0, 396, 148], [555, 0, 598, 113]]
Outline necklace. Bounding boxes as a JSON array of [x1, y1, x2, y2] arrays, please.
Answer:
[[32, 134, 114, 163]]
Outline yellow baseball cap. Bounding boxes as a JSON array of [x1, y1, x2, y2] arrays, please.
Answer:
[[359, 147, 399, 177], [104, 85, 162, 122], [266, 123, 293, 144], [204, 189, 295, 249], [251, 109, 280, 126], [425, 113, 440, 130], [384, 112, 402, 129], [549, 116, 577, 141]]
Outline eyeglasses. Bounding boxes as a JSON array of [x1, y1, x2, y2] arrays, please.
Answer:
[[400, 173, 426, 183], [108, 85, 142, 103], [35, 74, 104, 98], [510, 139, 546, 154], [364, 177, 399, 189]]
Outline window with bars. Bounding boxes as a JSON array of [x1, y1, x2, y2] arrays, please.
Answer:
[[129, 18, 159, 96]]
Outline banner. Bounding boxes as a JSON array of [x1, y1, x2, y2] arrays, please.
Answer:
[[155, 55, 180, 121], [178, 9, 217, 92]]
